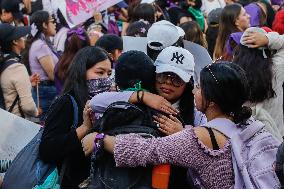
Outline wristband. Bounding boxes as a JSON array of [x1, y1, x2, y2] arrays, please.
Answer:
[[93, 133, 105, 153], [137, 90, 143, 103]]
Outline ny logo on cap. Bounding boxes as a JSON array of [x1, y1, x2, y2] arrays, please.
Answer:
[[171, 52, 184, 64]]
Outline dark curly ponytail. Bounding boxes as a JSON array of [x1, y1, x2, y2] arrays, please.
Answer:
[[200, 61, 251, 124]]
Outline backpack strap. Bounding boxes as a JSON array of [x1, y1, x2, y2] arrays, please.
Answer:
[[0, 59, 18, 73], [58, 94, 79, 184], [203, 118, 239, 139], [1, 59, 21, 112], [8, 95, 19, 113], [204, 127, 220, 150]]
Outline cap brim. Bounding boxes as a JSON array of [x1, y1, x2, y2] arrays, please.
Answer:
[[155, 65, 192, 82], [7, 26, 31, 41], [13, 11, 24, 20], [176, 26, 185, 37]]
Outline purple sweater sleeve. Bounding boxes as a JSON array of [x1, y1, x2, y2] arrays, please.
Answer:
[[114, 126, 228, 170], [90, 91, 134, 113]]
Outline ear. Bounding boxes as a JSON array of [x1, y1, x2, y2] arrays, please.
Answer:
[[42, 22, 48, 30], [108, 53, 114, 61], [12, 39, 18, 46]]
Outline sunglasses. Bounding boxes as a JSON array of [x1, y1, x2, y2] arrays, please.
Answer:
[[156, 73, 185, 87]]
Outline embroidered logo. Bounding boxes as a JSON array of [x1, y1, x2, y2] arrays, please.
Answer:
[[171, 52, 184, 64]]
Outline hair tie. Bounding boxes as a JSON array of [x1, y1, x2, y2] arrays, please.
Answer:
[[67, 27, 86, 41]]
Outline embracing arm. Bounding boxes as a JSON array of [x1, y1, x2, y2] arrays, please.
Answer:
[[90, 91, 178, 115], [106, 127, 206, 169]]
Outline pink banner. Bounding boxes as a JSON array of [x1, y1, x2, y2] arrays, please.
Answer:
[[57, 0, 122, 27]]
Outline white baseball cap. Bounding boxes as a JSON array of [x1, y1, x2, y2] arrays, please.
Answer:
[[154, 46, 195, 82], [147, 20, 185, 51]]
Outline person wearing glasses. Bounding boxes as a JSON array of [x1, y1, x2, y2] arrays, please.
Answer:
[[85, 46, 206, 189], [89, 46, 206, 130], [23, 10, 59, 121], [82, 62, 253, 189]]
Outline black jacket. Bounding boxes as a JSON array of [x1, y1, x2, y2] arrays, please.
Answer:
[[39, 94, 91, 189]]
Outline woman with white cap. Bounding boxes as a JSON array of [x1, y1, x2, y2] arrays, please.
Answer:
[[84, 47, 205, 189], [89, 46, 206, 130]]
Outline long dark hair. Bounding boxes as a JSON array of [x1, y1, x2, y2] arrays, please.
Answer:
[[62, 46, 110, 109], [200, 62, 251, 124], [130, 3, 156, 24], [233, 45, 275, 103], [214, 4, 242, 59], [56, 27, 90, 81], [179, 79, 195, 125], [22, 10, 55, 69]]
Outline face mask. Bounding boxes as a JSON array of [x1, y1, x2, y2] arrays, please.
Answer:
[[86, 77, 112, 98]]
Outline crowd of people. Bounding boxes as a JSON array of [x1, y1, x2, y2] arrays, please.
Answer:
[[0, 0, 284, 188]]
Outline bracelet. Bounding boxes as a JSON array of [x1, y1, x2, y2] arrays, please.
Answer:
[[137, 90, 144, 103], [140, 91, 144, 103], [93, 133, 105, 153]]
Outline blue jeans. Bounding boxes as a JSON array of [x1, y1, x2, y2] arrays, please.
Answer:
[[32, 85, 57, 122]]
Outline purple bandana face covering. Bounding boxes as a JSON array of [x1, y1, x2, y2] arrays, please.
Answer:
[[87, 77, 112, 98]]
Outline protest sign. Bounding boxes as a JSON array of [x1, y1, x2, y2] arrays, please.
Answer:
[[0, 109, 41, 160], [56, 0, 122, 28], [122, 36, 147, 54], [183, 40, 212, 84]]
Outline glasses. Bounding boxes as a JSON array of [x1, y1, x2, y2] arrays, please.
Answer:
[[156, 73, 185, 87]]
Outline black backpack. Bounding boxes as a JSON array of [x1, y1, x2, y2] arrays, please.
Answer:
[[86, 101, 162, 189], [0, 58, 21, 113]]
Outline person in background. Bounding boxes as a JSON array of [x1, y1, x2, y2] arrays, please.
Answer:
[[272, 10, 284, 35], [146, 20, 185, 61], [244, 3, 267, 27], [95, 34, 123, 64], [54, 27, 90, 94], [233, 27, 284, 139], [39, 46, 113, 189], [206, 8, 222, 57], [214, 3, 250, 60], [126, 19, 151, 37], [0, 23, 38, 118], [187, 0, 207, 32], [201, 0, 226, 17], [180, 21, 208, 48], [53, 10, 70, 53], [0, 0, 24, 25], [129, 3, 156, 24], [87, 23, 104, 46], [257, 0, 275, 28], [24, 10, 58, 121], [167, 7, 195, 26]]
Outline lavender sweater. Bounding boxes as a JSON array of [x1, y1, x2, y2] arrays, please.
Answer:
[[114, 126, 234, 189]]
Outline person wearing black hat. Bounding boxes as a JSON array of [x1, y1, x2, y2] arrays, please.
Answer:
[[0, 0, 24, 25], [95, 34, 123, 63], [0, 23, 38, 118]]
